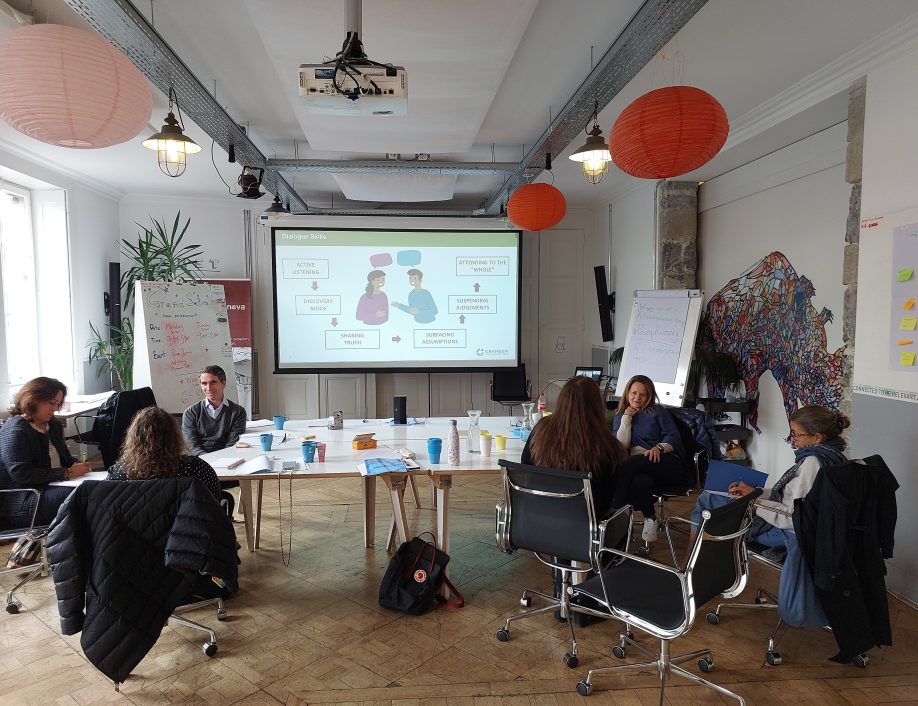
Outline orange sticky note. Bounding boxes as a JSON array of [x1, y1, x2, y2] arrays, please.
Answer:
[[900, 351, 916, 366], [904, 298, 916, 310], [898, 339, 914, 346]]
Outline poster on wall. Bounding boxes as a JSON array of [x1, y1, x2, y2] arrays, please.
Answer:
[[204, 278, 253, 416], [889, 223, 918, 371]]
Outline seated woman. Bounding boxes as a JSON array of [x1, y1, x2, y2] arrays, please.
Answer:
[[690, 405, 849, 548], [107, 406, 221, 498], [0, 377, 91, 526], [521, 375, 627, 517], [611, 375, 689, 543]]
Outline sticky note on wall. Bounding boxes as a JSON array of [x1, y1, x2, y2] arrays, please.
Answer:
[[898, 339, 914, 346], [898, 268, 915, 282], [899, 316, 918, 331], [904, 298, 916, 310], [900, 351, 916, 366]]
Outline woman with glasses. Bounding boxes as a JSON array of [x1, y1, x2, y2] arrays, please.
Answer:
[[0, 377, 92, 526], [689, 405, 850, 548]]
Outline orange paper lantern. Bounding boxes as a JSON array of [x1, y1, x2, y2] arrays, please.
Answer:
[[0, 24, 152, 148], [507, 183, 567, 231], [610, 86, 728, 179]]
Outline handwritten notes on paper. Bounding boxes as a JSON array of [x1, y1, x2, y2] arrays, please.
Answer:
[[133, 281, 237, 412]]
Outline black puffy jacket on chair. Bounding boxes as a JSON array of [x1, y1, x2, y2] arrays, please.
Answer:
[[46, 478, 238, 683]]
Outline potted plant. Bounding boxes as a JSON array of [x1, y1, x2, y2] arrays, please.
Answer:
[[88, 212, 203, 390]]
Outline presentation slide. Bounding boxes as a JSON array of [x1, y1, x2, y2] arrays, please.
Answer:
[[272, 228, 521, 371]]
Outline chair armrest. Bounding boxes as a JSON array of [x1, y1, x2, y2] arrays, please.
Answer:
[[495, 499, 513, 554], [596, 546, 683, 577], [597, 504, 633, 556]]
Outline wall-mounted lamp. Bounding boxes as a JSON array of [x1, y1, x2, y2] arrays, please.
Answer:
[[568, 101, 611, 184], [141, 87, 201, 177]]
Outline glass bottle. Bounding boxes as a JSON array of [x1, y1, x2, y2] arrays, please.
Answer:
[[466, 410, 482, 453], [447, 419, 460, 465], [520, 402, 535, 440]]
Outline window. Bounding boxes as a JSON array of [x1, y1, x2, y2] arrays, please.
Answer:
[[0, 178, 74, 405]]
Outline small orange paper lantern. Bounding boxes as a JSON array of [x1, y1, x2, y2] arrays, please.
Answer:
[[507, 183, 567, 231], [610, 86, 728, 179], [0, 24, 152, 148]]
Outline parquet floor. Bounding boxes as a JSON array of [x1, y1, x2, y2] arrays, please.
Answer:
[[1, 474, 916, 705]]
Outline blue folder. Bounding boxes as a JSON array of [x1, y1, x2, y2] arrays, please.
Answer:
[[704, 459, 768, 492]]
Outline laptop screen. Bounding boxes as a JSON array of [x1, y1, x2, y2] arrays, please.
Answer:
[[574, 366, 603, 383]]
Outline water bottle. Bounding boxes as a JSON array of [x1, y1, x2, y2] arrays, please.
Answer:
[[447, 419, 460, 465], [466, 409, 481, 453]]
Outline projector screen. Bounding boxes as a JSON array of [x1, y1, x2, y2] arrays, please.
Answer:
[[272, 227, 521, 372]]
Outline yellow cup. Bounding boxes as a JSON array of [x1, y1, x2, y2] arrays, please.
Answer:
[[494, 434, 507, 451]]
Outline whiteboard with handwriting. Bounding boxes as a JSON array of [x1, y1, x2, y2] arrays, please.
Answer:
[[133, 281, 238, 413], [614, 290, 703, 405]]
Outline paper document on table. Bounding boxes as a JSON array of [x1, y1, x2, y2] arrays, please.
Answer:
[[359, 458, 408, 476], [218, 454, 274, 476], [239, 431, 291, 445], [245, 419, 274, 430], [209, 457, 245, 470], [49, 470, 109, 487]]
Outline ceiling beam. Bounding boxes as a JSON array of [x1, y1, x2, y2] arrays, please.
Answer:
[[484, 0, 709, 214], [63, 0, 308, 212], [268, 159, 523, 176]]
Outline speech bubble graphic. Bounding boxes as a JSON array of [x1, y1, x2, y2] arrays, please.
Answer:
[[370, 252, 393, 268], [397, 250, 422, 266]]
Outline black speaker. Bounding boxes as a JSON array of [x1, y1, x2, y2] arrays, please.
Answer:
[[393, 395, 407, 425], [594, 265, 615, 343], [108, 262, 121, 331]]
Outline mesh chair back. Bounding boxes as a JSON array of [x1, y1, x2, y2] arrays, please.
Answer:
[[492, 365, 530, 403], [690, 488, 761, 607], [501, 460, 596, 564]]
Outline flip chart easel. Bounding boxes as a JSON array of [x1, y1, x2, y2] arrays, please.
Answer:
[[614, 289, 704, 405]]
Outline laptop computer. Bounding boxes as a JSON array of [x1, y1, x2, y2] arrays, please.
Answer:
[[574, 366, 603, 383]]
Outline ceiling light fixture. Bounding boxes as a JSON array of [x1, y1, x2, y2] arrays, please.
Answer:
[[568, 100, 611, 184], [142, 87, 201, 177], [262, 193, 290, 217]]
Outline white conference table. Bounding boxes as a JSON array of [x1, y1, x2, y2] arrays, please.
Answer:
[[202, 416, 525, 554]]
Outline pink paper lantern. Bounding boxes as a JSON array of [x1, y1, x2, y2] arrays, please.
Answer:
[[0, 24, 152, 149]]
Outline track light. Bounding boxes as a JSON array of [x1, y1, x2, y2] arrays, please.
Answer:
[[236, 167, 265, 199], [141, 87, 201, 177]]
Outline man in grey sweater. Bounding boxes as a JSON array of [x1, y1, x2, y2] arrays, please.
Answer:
[[182, 365, 247, 456]]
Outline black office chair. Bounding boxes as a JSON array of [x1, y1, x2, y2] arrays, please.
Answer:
[[70, 387, 157, 468], [494, 460, 632, 668], [571, 488, 761, 703], [490, 365, 532, 416], [0, 488, 49, 614]]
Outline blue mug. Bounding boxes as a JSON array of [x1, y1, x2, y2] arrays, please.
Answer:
[[427, 437, 442, 465], [273, 415, 287, 430], [301, 441, 317, 463], [259, 433, 273, 452]]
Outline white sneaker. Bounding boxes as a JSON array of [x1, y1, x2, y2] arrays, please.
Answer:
[[642, 518, 658, 543]]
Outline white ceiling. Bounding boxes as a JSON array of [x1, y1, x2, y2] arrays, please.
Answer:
[[1, 0, 918, 212]]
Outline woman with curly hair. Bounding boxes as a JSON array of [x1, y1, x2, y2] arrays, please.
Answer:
[[107, 406, 220, 498]]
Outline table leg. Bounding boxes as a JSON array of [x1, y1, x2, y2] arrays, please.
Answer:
[[237, 479, 255, 552], [407, 474, 421, 509], [386, 482, 408, 552], [434, 474, 453, 598], [383, 475, 410, 548], [254, 479, 264, 550], [363, 476, 376, 548]]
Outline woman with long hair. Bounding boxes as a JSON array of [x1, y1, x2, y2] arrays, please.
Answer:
[[355, 269, 389, 325], [522, 375, 627, 516], [611, 374, 689, 543], [107, 407, 220, 498], [0, 377, 92, 525]]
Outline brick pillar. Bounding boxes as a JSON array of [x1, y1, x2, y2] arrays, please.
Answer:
[[656, 181, 699, 289], [840, 77, 866, 420]]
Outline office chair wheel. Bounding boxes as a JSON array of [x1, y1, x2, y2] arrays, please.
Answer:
[[706, 612, 720, 625], [563, 652, 579, 669], [755, 595, 769, 605], [765, 650, 782, 666], [6, 602, 20, 614], [637, 545, 650, 558], [217, 608, 228, 621], [698, 657, 714, 673], [612, 645, 626, 659], [576, 679, 593, 696], [202, 642, 218, 657], [520, 595, 532, 607], [852, 653, 869, 668], [496, 628, 510, 642]]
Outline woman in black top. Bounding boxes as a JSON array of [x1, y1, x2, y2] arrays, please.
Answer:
[[0, 377, 92, 526], [521, 375, 627, 517], [107, 406, 221, 498]]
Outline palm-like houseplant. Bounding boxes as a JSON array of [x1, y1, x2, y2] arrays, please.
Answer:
[[88, 212, 204, 390]]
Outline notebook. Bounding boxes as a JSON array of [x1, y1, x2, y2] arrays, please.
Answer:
[[703, 459, 768, 493], [209, 457, 245, 470]]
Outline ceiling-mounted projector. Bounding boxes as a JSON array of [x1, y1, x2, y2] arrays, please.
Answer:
[[298, 64, 407, 116]]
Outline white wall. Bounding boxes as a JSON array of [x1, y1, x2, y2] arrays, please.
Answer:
[[698, 127, 849, 482]]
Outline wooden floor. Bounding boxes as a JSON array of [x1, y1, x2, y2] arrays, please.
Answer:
[[1, 474, 916, 705]]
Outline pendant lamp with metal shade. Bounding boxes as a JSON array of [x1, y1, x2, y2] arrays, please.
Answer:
[[142, 87, 201, 177], [568, 101, 612, 184], [263, 194, 290, 218]]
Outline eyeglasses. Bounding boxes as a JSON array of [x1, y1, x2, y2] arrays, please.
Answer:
[[784, 430, 814, 444], [45, 398, 65, 411]]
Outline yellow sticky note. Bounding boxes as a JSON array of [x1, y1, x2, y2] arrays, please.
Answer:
[[898, 268, 915, 282], [900, 351, 916, 366], [899, 316, 918, 331], [898, 339, 914, 346], [904, 297, 916, 310]]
